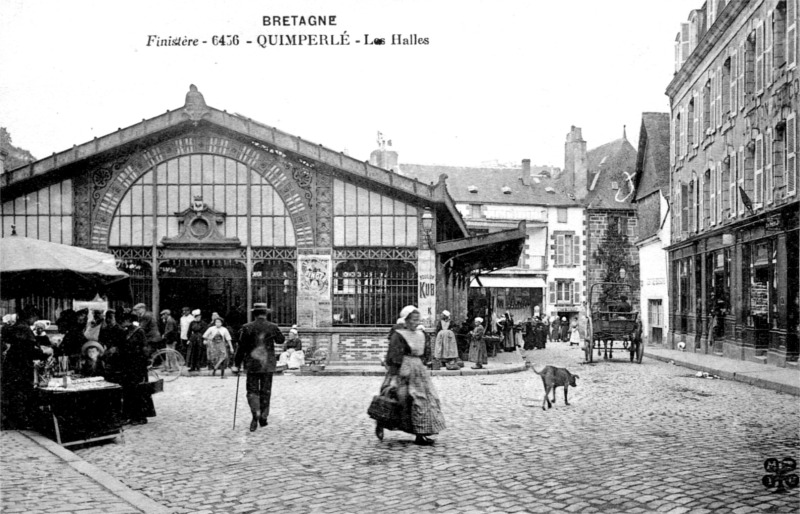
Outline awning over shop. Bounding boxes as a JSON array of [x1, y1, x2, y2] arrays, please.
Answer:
[[435, 221, 526, 274], [469, 276, 546, 289]]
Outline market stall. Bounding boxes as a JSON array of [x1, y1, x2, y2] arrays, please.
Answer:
[[35, 377, 124, 447]]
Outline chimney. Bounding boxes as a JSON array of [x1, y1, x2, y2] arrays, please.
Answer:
[[564, 126, 588, 200], [369, 140, 399, 171], [521, 159, 531, 185]]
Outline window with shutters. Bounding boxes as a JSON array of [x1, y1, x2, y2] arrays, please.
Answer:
[[765, 10, 774, 86], [681, 107, 688, 157], [709, 72, 717, 131], [774, 4, 787, 72], [681, 183, 689, 234], [738, 41, 747, 109], [755, 134, 764, 207], [554, 233, 580, 267], [730, 49, 738, 115], [703, 80, 712, 134], [552, 280, 579, 305], [756, 21, 765, 94], [721, 60, 731, 122], [788, 0, 797, 69], [709, 167, 717, 226], [766, 129, 774, 205], [745, 33, 756, 101], [788, 112, 797, 196], [737, 147, 746, 216], [724, 155, 733, 218]]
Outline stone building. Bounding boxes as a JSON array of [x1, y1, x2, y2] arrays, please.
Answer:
[[632, 113, 672, 346], [395, 159, 582, 325], [667, 0, 799, 367], [0, 86, 525, 363], [563, 126, 640, 312]]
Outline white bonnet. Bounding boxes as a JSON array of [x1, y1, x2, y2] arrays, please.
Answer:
[[399, 305, 418, 320], [191, 309, 201, 316], [442, 310, 451, 318], [474, 317, 484, 324]]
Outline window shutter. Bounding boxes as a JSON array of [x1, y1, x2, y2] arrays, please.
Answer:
[[765, 11, 773, 85], [681, 184, 689, 234], [729, 153, 737, 217], [700, 172, 707, 230], [788, 0, 797, 68], [572, 235, 580, 266], [680, 23, 691, 66], [573, 281, 581, 305], [756, 21, 764, 94], [730, 49, 738, 113], [680, 107, 687, 156], [674, 186, 682, 237], [692, 92, 699, 145], [556, 234, 565, 265], [738, 147, 746, 215], [755, 135, 764, 206], [766, 130, 774, 204], [710, 167, 717, 225], [788, 113, 797, 195], [548, 282, 556, 304], [738, 41, 746, 108], [716, 67, 724, 128], [709, 72, 717, 130]]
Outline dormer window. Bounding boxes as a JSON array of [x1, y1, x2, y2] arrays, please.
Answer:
[[502, 186, 512, 194], [468, 185, 478, 193]]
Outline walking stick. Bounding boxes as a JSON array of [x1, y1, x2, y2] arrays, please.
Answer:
[[233, 369, 241, 430]]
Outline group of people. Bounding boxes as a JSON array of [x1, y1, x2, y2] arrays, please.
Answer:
[[0, 304, 156, 429]]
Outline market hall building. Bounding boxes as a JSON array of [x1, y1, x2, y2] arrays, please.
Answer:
[[0, 86, 525, 363]]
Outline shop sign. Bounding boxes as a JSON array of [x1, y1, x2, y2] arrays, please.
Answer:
[[765, 215, 782, 232]]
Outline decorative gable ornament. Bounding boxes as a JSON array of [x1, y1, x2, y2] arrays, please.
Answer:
[[161, 195, 241, 258]]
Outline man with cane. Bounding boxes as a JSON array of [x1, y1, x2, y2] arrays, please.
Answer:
[[231, 303, 284, 432]]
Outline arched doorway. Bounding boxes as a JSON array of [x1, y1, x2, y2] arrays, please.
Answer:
[[158, 259, 247, 325]]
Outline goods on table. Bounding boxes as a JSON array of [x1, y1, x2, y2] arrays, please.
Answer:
[[40, 376, 119, 392]]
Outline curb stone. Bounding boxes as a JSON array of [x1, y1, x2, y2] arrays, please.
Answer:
[[18, 430, 173, 514]]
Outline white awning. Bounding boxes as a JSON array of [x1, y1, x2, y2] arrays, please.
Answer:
[[470, 276, 546, 289]]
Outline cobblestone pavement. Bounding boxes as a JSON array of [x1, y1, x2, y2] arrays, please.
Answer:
[[0, 431, 143, 514], [69, 343, 799, 513]]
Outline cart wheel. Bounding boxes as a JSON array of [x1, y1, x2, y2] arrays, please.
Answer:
[[149, 348, 185, 382]]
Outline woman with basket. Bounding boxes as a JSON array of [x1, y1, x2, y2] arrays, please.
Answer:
[[369, 306, 446, 446]]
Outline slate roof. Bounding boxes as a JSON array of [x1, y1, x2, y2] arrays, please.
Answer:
[[398, 164, 580, 207], [583, 136, 638, 210], [633, 113, 671, 201]]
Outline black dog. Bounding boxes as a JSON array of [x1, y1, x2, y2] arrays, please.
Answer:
[[530, 364, 578, 410]]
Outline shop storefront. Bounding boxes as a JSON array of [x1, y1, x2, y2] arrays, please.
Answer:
[[667, 205, 799, 367]]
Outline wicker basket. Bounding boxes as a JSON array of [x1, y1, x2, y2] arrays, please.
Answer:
[[367, 395, 401, 424]]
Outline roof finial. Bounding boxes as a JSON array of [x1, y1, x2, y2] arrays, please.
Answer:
[[183, 84, 209, 124], [623, 124, 627, 140]]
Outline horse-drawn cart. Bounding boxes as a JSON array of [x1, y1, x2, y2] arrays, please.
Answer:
[[584, 282, 643, 363]]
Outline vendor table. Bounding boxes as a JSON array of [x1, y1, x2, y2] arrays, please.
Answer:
[[36, 381, 124, 447]]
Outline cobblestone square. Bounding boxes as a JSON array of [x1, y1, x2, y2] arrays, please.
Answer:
[[59, 343, 800, 513]]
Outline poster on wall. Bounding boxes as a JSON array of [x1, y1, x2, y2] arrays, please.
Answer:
[[297, 254, 332, 328], [417, 249, 436, 328]]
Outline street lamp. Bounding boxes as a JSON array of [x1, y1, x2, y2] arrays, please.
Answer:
[[421, 208, 434, 247]]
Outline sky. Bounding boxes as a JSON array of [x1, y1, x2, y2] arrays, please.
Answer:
[[0, 0, 700, 169]]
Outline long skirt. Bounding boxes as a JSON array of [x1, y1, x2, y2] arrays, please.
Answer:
[[186, 340, 205, 370], [502, 330, 515, 350], [207, 339, 228, 369], [468, 338, 488, 364], [433, 330, 458, 360], [378, 356, 446, 436]]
